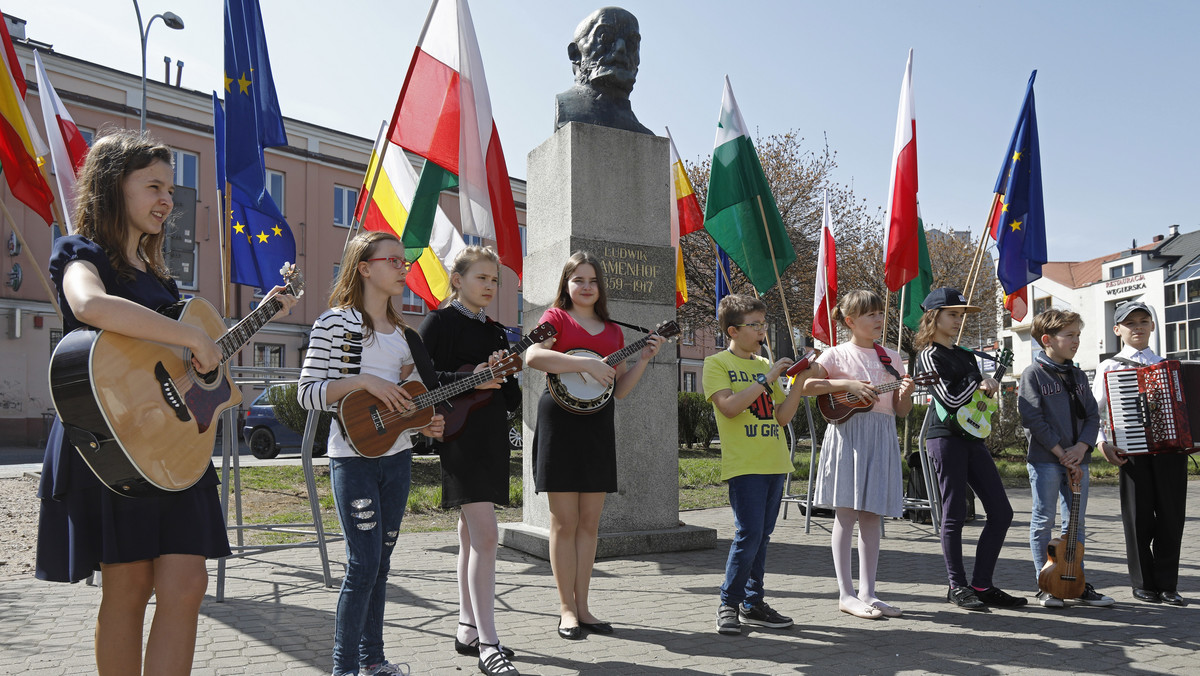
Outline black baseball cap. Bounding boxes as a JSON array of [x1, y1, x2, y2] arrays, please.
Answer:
[[921, 287, 981, 313], [1113, 300, 1153, 324]]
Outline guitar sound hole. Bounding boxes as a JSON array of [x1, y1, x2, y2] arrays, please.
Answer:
[[198, 368, 220, 385]]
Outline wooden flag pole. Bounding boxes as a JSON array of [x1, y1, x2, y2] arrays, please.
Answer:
[[0, 199, 62, 321], [895, 284, 906, 352], [754, 195, 798, 353], [882, 290, 891, 343], [710, 237, 733, 295], [956, 193, 1002, 344], [219, 183, 231, 317]]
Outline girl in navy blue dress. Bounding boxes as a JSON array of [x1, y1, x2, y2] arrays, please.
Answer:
[[35, 130, 296, 675]]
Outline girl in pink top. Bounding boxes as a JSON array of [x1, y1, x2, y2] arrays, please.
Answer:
[[801, 290, 914, 620]]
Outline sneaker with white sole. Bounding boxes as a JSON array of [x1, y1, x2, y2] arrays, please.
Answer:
[[1036, 590, 1065, 608], [716, 603, 741, 635], [738, 601, 794, 628], [1076, 583, 1115, 607], [362, 661, 410, 676]]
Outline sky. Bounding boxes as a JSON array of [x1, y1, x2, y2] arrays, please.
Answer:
[[11, 0, 1200, 264]]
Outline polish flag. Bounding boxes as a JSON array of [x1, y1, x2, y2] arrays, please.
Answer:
[[883, 49, 918, 292], [387, 0, 521, 279], [812, 190, 838, 346], [33, 50, 88, 234]]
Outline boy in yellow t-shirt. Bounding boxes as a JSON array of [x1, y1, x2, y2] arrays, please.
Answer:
[[704, 294, 814, 635]]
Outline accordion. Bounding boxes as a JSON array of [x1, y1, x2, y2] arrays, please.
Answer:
[[1103, 360, 1200, 455]]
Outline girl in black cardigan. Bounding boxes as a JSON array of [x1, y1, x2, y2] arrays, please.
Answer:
[[419, 246, 520, 676]]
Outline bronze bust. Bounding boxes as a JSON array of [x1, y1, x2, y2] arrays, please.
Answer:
[[554, 7, 653, 136]]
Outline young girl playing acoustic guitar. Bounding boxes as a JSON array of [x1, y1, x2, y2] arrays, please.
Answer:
[[297, 231, 499, 676], [914, 287, 1024, 611], [800, 290, 913, 619], [418, 246, 520, 676], [524, 251, 665, 640], [37, 130, 297, 675]]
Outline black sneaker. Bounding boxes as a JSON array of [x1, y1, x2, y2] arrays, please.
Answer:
[[716, 603, 741, 635], [976, 586, 1028, 608], [738, 601, 794, 628], [947, 586, 986, 610], [1076, 583, 1114, 607]]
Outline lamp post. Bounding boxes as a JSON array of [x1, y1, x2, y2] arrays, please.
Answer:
[[134, 0, 184, 132]]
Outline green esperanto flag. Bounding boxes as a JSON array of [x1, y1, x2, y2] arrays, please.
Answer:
[[900, 202, 933, 331], [702, 77, 796, 294]]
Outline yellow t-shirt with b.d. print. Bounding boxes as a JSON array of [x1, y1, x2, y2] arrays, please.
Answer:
[[703, 350, 794, 481]]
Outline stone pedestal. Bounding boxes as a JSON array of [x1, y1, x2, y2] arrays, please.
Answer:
[[499, 123, 717, 559]]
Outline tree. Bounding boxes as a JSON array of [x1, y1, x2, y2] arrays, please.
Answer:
[[679, 131, 882, 353]]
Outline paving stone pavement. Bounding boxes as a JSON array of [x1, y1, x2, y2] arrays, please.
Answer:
[[2, 483, 1197, 675]]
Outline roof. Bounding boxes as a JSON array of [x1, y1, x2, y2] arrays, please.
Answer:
[[1040, 232, 1198, 289]]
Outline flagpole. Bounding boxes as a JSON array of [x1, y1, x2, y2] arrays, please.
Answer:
[[710, 238, 733, 294], [0, 198, 62, 321], [36, 165, 70, 234], [345, 121, 392, 254], [956, 193, 1002, 344], [895, 284, 906, 352], [754, 195, 797, 353], [219, 182, 231, 317], [882, 291, 891, 345]]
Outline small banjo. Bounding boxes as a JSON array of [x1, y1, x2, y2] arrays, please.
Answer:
[[547, 320, 679, 414]]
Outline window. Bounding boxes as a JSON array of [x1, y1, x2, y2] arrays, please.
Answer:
[[78, 127, 95, 146], [1166, 283, 1180, 307], [1189, 280, 1200, 303], [1109, 263, 1133, 279], [266, 170, 285, 212], [333, 185, 358, 228], [171, 149, 199, 190], [714, 332, 726, 348], [519, 225, 527, 256], [50, 329, 63, 354], [516, 291, 523, 327], [1032, 296, 1052, 316], [464, 234, 483, 248], [254, 343, 284, 368], [682, 326, 696, 346], [683, 372, 696, 392], [401, 288, 425, 314]]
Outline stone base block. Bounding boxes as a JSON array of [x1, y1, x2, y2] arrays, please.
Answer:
[[499, 521, 717, 561]]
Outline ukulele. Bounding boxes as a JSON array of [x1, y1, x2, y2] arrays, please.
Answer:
[[49, 264, 304, 497], [439, 321, 557, 441], [547, 320, 680, 414], [817, 372, 940, 424], [954, 348, 1014, 439], [1037, 473, 1086, 600], [338, 353, 525, 458]]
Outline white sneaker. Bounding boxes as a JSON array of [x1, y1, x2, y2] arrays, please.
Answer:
[[1036, 591, 1064, 608], [362, 662, 410, 676]]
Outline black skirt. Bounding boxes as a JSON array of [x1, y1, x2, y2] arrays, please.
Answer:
[[35, 419, 232, 583], [440, 393, 512, 508], [533, 388, 617, 493]]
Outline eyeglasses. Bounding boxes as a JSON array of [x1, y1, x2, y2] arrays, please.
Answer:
[[735, 322, 768, 331], [365, 257, 410, 269]]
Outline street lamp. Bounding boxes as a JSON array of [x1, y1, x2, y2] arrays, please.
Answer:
[[134, 0, 184, 132]]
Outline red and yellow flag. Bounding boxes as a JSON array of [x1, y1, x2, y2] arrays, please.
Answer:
[[0, 17, 54, 225], [667, 128, 702, 307]]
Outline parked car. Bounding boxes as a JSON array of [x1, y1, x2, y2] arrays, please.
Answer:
[[241, 386, 328, 459]]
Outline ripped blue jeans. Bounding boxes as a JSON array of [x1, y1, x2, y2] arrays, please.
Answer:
[[329, 451, 412, 676]]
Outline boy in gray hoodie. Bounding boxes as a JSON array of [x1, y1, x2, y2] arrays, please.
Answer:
[[1018, 309, 1114, 608]]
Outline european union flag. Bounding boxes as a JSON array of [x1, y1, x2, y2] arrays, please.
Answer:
[[994, 71, 1047, 295], [214, 91, 294, 290], [223, 0, 286, 214]]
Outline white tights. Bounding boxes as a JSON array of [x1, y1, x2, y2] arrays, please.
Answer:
[[832, 507, 884, 609], [455, 502, 501, 657]]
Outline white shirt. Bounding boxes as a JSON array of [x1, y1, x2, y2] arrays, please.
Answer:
[[1091, 345, 1163, 446], [328, 328, 416, 458]]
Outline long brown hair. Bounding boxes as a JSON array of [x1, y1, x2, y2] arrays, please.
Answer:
[[913, 309, 942, 350], [72, 129, 174, 282], [329, 231, 408, 341], [552, 250, 610, 322]]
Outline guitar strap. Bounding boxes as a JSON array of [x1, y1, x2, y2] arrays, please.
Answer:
[[610, 319, 654, 333], [872, 343, 902, 379]]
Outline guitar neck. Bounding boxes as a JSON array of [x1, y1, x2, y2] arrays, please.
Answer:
[[411, 365, 503, 409], [602, 336, 652, 368], [1065, 489, 1082, 554], [873, 378, 909, 395], [217, 294, 285, 363]]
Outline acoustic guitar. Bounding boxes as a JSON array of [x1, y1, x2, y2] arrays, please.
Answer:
[[547, 320, 680, 414], [954, 348, 1014, 439], [49, 264, 304, 497], [817, 372, 940, 424], [338, 338, 535, 457], [439, 321, 556, 440], [1038, 474, 1086, 600]]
